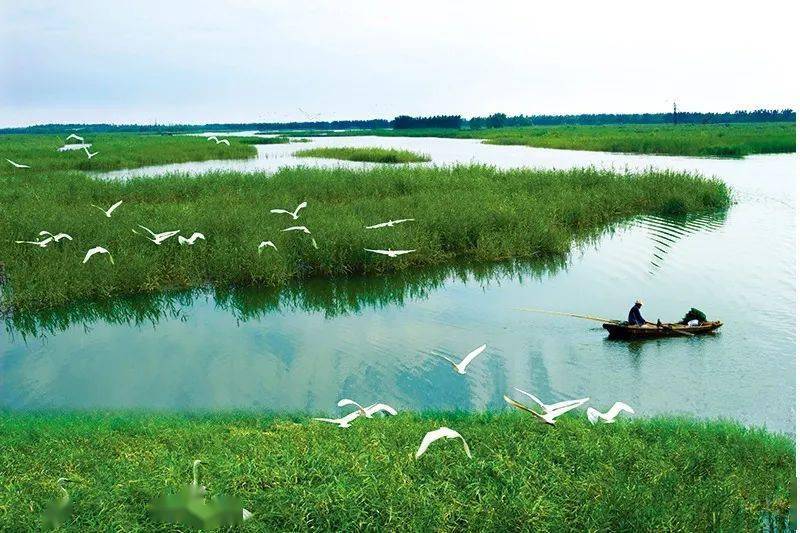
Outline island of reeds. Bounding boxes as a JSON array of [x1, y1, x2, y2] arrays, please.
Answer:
[[0, 412, 792, 531], [294, 146, 431, 163]]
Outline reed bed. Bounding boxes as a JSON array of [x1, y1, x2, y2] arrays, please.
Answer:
[[0, 161, 729, 312], [0, 411, 792, 531], [294, 146, 431, 163], [288, 122, 796, 157]]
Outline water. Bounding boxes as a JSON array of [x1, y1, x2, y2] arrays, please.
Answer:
[[2, 138, 795, 434]]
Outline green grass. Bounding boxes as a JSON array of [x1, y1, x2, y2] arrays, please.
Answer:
[[0, 134, 255, 172], [237, 136, 310, 145], [0, 138, 730, 311], [286, 122, 796, 157], [0, 411, 792, 531], [294, 146, 431, 163]]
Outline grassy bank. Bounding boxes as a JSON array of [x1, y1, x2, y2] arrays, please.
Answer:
[[237, 136, 309, 145], [294, 146, 431, 163], [0, 412, 792, 531], [0, 162, 730, 311], [0, 134, 255, 172], [288, 122, 796, 157]]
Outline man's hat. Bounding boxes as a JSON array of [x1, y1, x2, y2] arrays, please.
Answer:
[[635, 299, 643, 305]]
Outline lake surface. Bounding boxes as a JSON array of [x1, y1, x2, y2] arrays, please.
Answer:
[[2, 138, 795, 434]]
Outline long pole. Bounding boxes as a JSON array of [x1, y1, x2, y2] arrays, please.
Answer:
[[514, 308, 620, 324]]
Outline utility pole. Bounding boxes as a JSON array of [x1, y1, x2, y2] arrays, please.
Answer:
[[672, 101, 678, 125]]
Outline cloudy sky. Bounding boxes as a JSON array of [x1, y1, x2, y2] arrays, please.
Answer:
[[1, 0, 797, 126]]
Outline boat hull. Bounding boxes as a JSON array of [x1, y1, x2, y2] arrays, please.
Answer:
[[602, 321, 723, 339]]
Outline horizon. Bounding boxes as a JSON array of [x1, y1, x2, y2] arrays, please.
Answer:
[[2, 1, 798, 128]]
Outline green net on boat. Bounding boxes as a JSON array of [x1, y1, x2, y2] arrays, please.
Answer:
[[681, 308, 707, 324]]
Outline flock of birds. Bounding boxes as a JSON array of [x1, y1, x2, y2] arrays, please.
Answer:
[[14, 197, 418, 263], [312, 342, 634, 460]]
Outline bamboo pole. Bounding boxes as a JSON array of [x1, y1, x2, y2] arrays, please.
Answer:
[[514, 308, 620, 324]]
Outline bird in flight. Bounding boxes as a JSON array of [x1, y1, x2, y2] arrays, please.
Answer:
[[503, 394, 585, 426], [206, 136, 230, 145], [83, 146, 99, 159], [282, 225, 311, 234], [38, 231, 73, 242], [6, 159, 30, 168], [513, 388, 589, 414], [415, 427, 472, 459], [91, 200, 123, 218], [587, 402, 635, 424], [365, 218, 415, 229], [178, 232, 205, 245], [82, 246, 114, 264], [134, 225, 180, 245], [313, 409, 364, 429], [65, 133, 84, 143], [258, 241, 277, 253], [337, 399, 371, 417], [431, 344, 487, 375], [270, 201, 307, 220], [364, 248, 416, 258]]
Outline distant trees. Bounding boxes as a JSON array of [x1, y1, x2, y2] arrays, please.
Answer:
[[390, 115, 462, 129]]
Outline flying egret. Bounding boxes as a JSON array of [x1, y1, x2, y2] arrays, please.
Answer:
[[365, 218, 415, 229], [270, 201, 307, 220], [82, 246, 114, 264], [65, 133, 84, 143], [313, 409, 363, 428], [431, 344, 487, 375], [415, 427, 472, 460], [57, 143, 91, 152], [15, 237, 54, 248], [42, 478, 73, 529], [134, 225, 180, 244], [364, 403, 398, 416], [206, 136, 230, 145], [39, 231, 73, 242], [6, 159, 30, 168], [258, 241, 277, 253], [91, 200, 123, 218], [282, 225, 311, 234], [587, 402, 635, 425], [178, 232, 205, 245], [83, 146, 99, 159], [364, 248, 416, 258], [503, 395, 583, 426], [513, 388, 589, 414], [337, 399, 371, 417]]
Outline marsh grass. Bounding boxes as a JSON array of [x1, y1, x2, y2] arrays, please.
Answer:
[[294, 146, 431, 163], [0, 161, 730, 311], [0, 412, 793, 531], [287, 123, 796, 157], [237, 136, 309, 145], [0, 133, 255, 172]]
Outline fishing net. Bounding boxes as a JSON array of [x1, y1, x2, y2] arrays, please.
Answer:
[[681, 308, 707, 324]]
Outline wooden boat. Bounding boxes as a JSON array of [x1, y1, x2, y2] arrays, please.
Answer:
[[602, 321, 723, 339]]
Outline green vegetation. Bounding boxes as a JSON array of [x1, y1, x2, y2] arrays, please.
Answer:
[[294, 146, 431, 163], [237, 136, 310, 145], [0, 134, 730, 311], [0, 134, 255, 172], [287, 122, 796, 157], [0, 412, 792, 531]]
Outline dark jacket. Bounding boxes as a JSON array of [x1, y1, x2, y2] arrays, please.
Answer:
[[628, 305, 646, 325]]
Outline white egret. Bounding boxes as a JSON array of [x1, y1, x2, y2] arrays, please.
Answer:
[[270, 201, 307, 220], [206, 136, 230, 145], [178, 232, 205, 245], [135, 225, 180, 244], [82, 246, 114, 264], [365, 218, 415, 229], [431, 343, 487, 375], [587, 402, 635, 425], [83, 146, 99, 159], [313, 409, 363, 429], [258, 241, 277, 253], [415, 427, 472, 459], [364, 248, 416, 258], [337, 399, 370, 417], [6, 159, 30, 168], [513, 388, 589, 414], [15, 237, 53, 248], [39, 231, 73, 242], [65, 133, 84, 143], [91, 200, 123, 218], [57, 143, 92, 152], [282, 225, 311, 234], [503, 395, 582, 426]]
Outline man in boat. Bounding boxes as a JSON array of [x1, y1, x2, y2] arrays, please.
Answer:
[[628, 299, 647, 326]]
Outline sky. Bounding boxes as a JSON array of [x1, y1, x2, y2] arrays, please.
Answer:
[[1, 0, 798, 127]]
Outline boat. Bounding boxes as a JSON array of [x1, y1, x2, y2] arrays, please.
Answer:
[[602, 321, 723, 339]]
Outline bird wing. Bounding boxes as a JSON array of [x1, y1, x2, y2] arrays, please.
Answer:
[[53, 233, 73, 241], [547, 398, 590, 414], [365, 221, 391, 229], [82, 248, 99, 263], [457, 344, 487, 371], [190, 232, 205, 241], [337, 399, 367, 415], [270, 209, 290, 215], [282, 226, 308, 232], [219, 139, 230, 145], [431, 351, 457, 368], [207, 136, 218, 142], [137, 225, 157, 237], [586, 407, 600, 424], [178, 236, 189, 245], [38, 231, 54, 237], [503, 396, 555, 425], [393, 249, 416, 255], [364, 249, 389, 255], [293, 201, 307, 216], [311, 237, 318, 249], [107, 200, 123, 215], [608, 402, 634, 419], [415, 429, 444, 459], [394, 218, 415, 224], [312, 417, 339, 424], [366, 403, 397, 416], [513, 388, 547, 411]]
